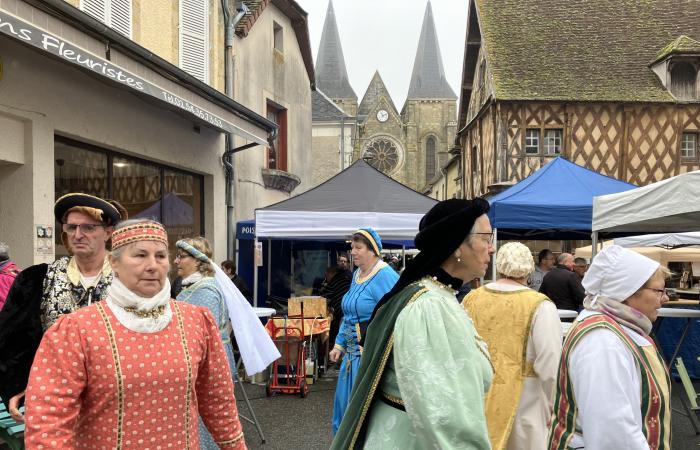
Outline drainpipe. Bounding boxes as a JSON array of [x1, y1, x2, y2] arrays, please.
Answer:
[[222, 0, 250, 260]]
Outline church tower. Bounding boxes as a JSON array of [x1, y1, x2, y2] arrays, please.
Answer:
[[403, 1, 458, 191], [315, 0, 357, 116], [354, 71, 408, 185]]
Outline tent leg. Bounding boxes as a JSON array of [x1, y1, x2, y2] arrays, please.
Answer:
[[402, 245, 406, 270], [591, 232, 599, 260], [253, 238, 259, 307], [267, 239, 272, 297], [491, 228, 498, 281]]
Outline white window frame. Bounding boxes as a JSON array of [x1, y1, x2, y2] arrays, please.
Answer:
[[80, 0, 132, 38], [179, 0, 210, 84], [544, 129, 563, 155], [681, 132, 698, 160], [525, 128, 540, 155]]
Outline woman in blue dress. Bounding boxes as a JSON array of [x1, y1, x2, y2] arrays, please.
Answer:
[[174, 237, 236, 450], [329, 228, 399, 434]]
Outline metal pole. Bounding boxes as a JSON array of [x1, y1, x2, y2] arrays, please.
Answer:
[[591, 231, 599, 261], [491, 228, 498, 281], [267, 239, 272, 296], [402, 245, 406, 269], [253, 238, 258, 307]]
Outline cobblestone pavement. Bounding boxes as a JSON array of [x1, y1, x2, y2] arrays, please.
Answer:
[[237, 375, 700, 450]]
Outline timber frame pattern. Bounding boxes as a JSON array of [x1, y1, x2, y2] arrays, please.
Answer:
[[456, 0, 700, 199]]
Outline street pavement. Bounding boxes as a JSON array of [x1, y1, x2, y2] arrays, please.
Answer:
[[238, 373, 700, 450]]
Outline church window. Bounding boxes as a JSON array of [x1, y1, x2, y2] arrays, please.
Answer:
[[670, 62, 697, 100], [364, 139, 400, 174], [273, 22, 284, 53], [425, 137, 437, 181], [544, 129, 563, 155], [267, 100, 288, 171], [681, 132, 698, 160], [81, 0, 132, 38], [525, 129, 540, 155], [179, 0, 209, 83]]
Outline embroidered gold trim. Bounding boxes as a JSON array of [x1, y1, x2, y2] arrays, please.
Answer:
[[349, 287, 428, 449], [96, 303, 125, 449], [218, 432, 245, 446], [381, 391, 404, 406], [173, 302, 193, 449], [122, 304, 166, 319]]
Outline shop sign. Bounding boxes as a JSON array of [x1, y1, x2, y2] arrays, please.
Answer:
[[0, 9, 265, 144]]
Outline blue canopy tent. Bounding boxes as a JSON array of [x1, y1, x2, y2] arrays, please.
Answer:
[[488, 157, 636, 278]]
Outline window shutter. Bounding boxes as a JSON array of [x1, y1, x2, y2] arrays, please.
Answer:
[[179, 0, 209, 83], [81, 0, 106, 23], [109, 0, 132, 38], [80, 0, 132, 39]]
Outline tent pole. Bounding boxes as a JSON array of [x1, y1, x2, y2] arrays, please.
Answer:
[[491, 228, 498, 281], [591, 232, 598, 261], [402, 245, 406, 270], [267, 239, 272, 297], [253, 238, 258, 307]]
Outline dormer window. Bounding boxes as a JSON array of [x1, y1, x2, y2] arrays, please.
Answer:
[[670, 62, 698, 100]]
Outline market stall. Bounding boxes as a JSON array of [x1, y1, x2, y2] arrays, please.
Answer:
[[487, 156, 635, 278]]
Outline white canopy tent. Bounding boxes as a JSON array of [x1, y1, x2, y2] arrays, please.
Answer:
[[615, 232, 700, 248], [591, 170, 700, 257], [576, 240, 700, 265]]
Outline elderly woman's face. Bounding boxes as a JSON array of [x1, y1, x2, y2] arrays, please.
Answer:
[[174, 250, 198, 278], [350, 240, 377, 270], [456, 215, 495, 281], [111, 241, 169, 297], [624, 274, 668, 322]]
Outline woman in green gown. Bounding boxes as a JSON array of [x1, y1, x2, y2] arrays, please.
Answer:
[[331, 198, 495, 450]]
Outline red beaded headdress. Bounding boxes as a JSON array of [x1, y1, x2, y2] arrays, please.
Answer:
[[111, 222, 168, 251]]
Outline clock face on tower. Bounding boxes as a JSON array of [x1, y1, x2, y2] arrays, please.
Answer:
[[376, 109, 389, 122]]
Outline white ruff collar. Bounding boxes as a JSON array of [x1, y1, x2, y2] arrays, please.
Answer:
[[181, 272, 204, 286], [106, 277, 172, 333]]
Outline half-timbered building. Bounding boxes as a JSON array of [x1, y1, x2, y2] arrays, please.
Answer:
[[456, 0, 700, 199]]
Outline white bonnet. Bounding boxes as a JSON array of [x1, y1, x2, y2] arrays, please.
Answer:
[[582, 245, 660, 302], [496, 242, 535, 279]]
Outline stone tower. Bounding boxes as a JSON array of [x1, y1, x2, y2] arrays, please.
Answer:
[[402, 1, 458, 191], [315, 0, 357, 116]]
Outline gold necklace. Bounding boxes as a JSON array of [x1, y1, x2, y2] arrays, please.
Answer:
[[123, 304, 166, 319]]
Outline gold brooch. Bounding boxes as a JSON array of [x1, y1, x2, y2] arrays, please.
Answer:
[[123, 305, 166, 319]]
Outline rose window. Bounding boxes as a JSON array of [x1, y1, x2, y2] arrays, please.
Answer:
[[364, 139, 400, 173]]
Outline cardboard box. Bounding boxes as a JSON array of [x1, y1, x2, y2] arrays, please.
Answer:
[[288, 296, 327, 318]]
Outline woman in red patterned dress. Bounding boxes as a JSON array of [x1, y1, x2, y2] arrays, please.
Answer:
[[24, 219, 246, 449]]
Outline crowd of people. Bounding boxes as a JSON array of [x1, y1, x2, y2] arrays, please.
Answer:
[[0, 192, 674, 449]]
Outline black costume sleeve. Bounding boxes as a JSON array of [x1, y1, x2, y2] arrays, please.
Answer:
[[0, 263, 48, 408]]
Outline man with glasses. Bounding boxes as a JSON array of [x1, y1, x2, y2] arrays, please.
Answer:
[[528, 249, 555, 292], [0, 193, 123, 422]]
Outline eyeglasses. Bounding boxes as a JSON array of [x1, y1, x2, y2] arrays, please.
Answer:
[[63, 223, 105, 234], [174, 253, 192, 260], [470, 230, 495, 245], [644, 287, 668, 297]]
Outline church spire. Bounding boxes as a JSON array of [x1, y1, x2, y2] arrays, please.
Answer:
[[315, 0, 357, 100], [406, 1, 457, 100]]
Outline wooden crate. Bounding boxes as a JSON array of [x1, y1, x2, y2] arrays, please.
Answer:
[[288, 296, 327, 318]]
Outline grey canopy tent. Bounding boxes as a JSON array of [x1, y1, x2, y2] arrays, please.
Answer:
[[255, 159, 438, 240]]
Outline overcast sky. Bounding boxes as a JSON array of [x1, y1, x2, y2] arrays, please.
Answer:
[[295, 0, 469, 108]]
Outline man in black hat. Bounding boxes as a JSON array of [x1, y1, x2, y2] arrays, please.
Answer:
[[0, 193, 123, 422]]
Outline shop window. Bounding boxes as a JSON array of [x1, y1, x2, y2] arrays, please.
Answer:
[[525, 129, 540, 155], [54, 137, 203, 257], [267, 101, 288, 171], [273, 22, 284, 53], [81, 0, 132, 38], [425, 136, 437, 181], [544, 129, 563, 155], [179, 0, 209, 83], [681, 132, 698, 161]]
